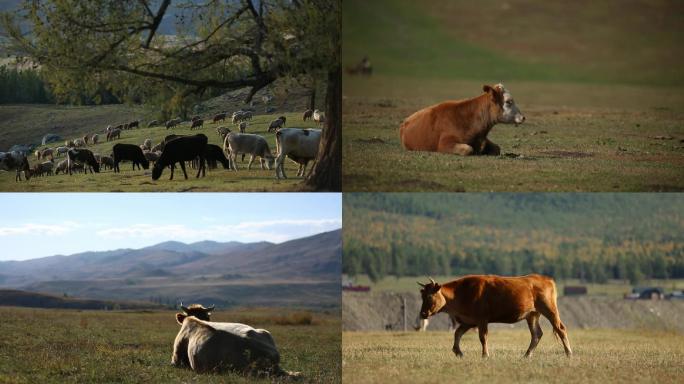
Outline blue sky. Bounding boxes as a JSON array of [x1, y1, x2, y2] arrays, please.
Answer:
[[0, 193, 341, 261]]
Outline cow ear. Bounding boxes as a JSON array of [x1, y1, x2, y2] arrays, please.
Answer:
[[176, 313, 187, 325], [483, 85, 493, 94], [484, 84, 504, 106]]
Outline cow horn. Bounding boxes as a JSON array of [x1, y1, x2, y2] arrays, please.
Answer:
[[417, 282, 426, 288], [180, 304, 189, 313], [207, 305, 215, 312], [429, 277, 436, 285]]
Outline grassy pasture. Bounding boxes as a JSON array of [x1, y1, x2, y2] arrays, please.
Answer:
[[0, 306, 341, 383], [341, 0, 684, 191], [342, 330, 684, 384], [0, 109, 321, 191]]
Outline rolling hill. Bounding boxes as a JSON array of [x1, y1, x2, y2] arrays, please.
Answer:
[[0, 229, 342, 309]]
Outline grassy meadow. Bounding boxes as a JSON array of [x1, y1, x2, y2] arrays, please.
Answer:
[[0, 107, 320, 191], [0, 306, 341, 383], [342, 329, 684, 384], [342, 0, 684, 191]]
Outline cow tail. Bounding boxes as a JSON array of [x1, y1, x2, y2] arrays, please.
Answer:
[[549, 279, 563, 345]]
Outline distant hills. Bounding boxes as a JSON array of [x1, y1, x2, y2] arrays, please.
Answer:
[[0, 230, 342, 309], [0, 289, 163, 310]]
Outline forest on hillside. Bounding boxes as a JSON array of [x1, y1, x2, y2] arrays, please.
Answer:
[[343, 194, 684, 284]]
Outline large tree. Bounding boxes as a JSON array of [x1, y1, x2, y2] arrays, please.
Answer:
[[1, 0, 340, 190]]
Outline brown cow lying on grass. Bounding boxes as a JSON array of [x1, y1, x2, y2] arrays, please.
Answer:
[[418, 274, 572, 358], [400, 83, 525, 155]]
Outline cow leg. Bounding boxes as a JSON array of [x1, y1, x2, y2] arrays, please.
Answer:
[[247, 155, 255, 170], [524, 312, 542, 357], [482, 139, 501, 156], [478, 324, 489, 357], [452, 324, 474, 357], [169, 162, 175, 180], [538, 304, 572, 356], [437, 134, 474, 156], [179, 161, 188, 180]]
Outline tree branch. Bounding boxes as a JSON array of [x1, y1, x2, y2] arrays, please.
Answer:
[[142, 0, 171, 48]]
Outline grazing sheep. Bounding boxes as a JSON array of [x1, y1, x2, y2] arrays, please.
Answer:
[[112, 143, 150, 173], [147, 120, 159, 128], [268, 116, 287, 132], [313, 109, 325, 125], [303, 109, 313, 121], [67, 149, 100, 175], [203, 144, 230, 170], [150, 142, 163, 152], [91, 134, 99, 145], [191, 115, 201, 122], [74, 138, 86, 147], [216, 126, 232, 141], [114, 124, 124, 130], [212, 112, 227, 124], [144, 151, 160, 163], [222, 133, 275, 171], [54, 159, 68, 175], [152, 134, 208, 180], [99, 155, 115, 171], [166, 118, 182, 129], [83, 135, 90, 145], [106, 128, 121, 141], [65, 140, 75, 147], [33, 161, 54, 177], [239, 121, 248, 133], [128, 120, 139, 129], [190, 119, 204, 130], [55, 146, 69, 157], [143, 139, 152, 150], [275, 128, 321, 179], [105, 125, 113, 134], [242, 111, 253, 120]]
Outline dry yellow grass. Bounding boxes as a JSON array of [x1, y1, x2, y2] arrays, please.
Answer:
[[342, 329, 684, 383]]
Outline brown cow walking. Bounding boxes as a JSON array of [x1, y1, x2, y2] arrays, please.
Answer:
[[418, 274, 571, 358], [400, 84, 525, 155]]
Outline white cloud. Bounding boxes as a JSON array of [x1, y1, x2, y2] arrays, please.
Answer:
[[95, 219, 341, 243], [0, 221, 80, 237]]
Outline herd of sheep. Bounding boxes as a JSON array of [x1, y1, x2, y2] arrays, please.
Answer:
[[0, 108, 326, 183]]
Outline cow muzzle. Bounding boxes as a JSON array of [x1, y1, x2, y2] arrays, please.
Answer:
[[515, 115, 525, 125]]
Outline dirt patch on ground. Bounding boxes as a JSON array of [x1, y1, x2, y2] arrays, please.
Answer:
[[343, 292, 684, 332], [539, 150, 594, 158]]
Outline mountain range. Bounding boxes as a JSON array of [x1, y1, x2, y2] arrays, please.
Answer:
[[0, 229, 341, 309]]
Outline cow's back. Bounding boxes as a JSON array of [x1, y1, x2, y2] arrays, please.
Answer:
[[447, 274, 553, 324]]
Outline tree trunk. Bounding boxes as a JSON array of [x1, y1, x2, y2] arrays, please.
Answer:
[[302, 66, 341, 191]]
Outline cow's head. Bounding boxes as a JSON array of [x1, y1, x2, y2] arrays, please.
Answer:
[[175, 303, 215, 325], [417, 277, 446, 319], [483, 83, 525, 125]]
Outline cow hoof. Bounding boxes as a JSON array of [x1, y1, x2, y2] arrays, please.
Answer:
[[452, 350, 464, 358]]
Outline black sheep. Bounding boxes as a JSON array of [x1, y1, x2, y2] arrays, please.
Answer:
[[112, 143, 150, 173], [67, 149, 100, 175], [152, 134, 208, 180]]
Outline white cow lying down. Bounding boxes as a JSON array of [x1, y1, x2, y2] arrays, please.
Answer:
[[172, 314, 300, 377]]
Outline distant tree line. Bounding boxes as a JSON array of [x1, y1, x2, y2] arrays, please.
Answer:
[[0, 65, 53, 103], [343, 194, 684, 284]]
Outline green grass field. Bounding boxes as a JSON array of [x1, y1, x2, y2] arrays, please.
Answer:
[[342, 0, 684, 191], [348, 275, 684, 297], [0, 108, 320, 191], [342, 330, 684, 384], [0, 306, 341, 383]]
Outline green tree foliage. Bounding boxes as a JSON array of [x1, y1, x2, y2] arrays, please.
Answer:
[[0, 65, 53, 103], [343, 194, 684, 283]]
